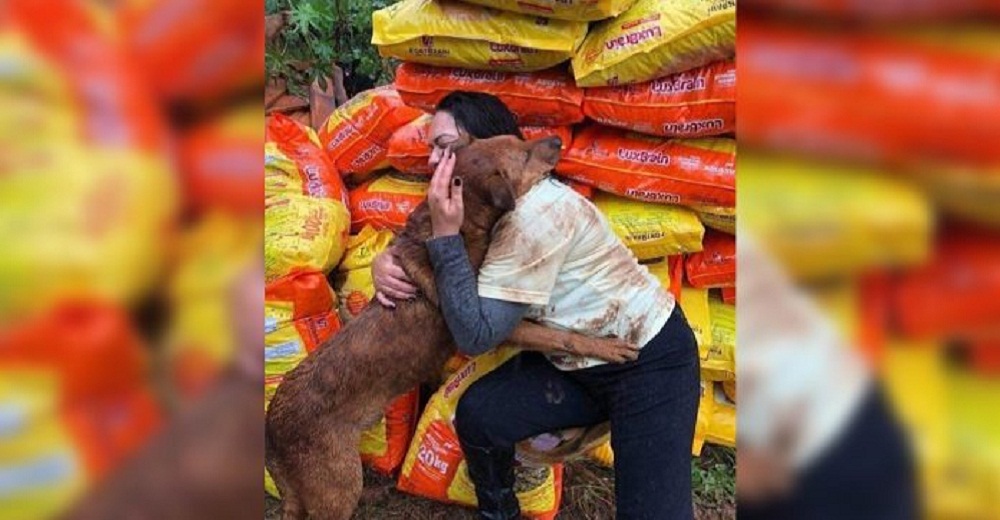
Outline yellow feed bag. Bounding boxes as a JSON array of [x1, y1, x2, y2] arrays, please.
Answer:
[[457, 0, 638, 21], [398, 347, 564, 519], [702, 298, 734, 381], [373, 0, 587, 71], [691, 204, 735, 235], [264, 194, 351, 280], [0, 370, 87, 519], [680, 287, 713, 352], [740, 153, 933, 281], [0, 146, 177, 321], [264, 117, 351, 281], [641, 258, 672, 290], [706, 382, 735, 448], [594, 191, 705, 260], [572, 0, 736, 87], [332, 225, 396, 323]]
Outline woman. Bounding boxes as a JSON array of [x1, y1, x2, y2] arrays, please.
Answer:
[[373, 91, 700, 520]]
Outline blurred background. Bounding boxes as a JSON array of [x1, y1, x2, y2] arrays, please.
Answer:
[[738, 1, 1000, 519], [0, 0, 264, 518]]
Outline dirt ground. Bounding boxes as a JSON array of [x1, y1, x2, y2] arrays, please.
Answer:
[[264, 448, 735, 519]]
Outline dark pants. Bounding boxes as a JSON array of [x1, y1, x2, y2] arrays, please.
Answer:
[[738, 384, 919, 520], [455, 308, 701, 520]]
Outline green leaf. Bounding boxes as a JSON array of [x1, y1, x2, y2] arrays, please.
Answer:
[[269, 0, 402, 96]]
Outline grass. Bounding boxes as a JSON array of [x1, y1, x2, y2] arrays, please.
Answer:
[[265, 446, 735, 519], [692, 446, 737, 519]]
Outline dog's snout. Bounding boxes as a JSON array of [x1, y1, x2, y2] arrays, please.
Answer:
[[546, 136, 562, 149]]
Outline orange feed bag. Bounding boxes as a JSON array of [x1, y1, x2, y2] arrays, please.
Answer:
[[556, 125, 735, 207], [360, 389, 420, 475], [387, 114, 435, 175], [583, 60, 735, 138], [318, 86, 423, 176], [740, 20, 1000, 167], [394, 63, 583, 126], [721, 286, 736, 305], [387, 116, 572, 176], [685, 231, 736, 288], [348, 173, 429, 233], [890, 231, 1000, 341], [117, 0, 263, 103], [181, 103, 263, 214]]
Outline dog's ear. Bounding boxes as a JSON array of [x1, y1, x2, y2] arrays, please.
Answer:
[[502, 136, 562, 197], [527, 135, 562, 168]]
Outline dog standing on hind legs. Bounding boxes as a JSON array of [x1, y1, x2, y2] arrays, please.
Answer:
[[265, 135, 640, 520]]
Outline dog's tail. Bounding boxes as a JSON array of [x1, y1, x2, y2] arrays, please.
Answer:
[[264, 404, 281, 490], [264, 410, 277, 477]]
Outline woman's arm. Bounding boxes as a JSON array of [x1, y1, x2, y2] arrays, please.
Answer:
[[427, 235, 530, 355], [428, 235, 640, 362]]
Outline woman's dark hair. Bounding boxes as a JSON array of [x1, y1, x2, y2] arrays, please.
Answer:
[[435, 91, 524, 140]]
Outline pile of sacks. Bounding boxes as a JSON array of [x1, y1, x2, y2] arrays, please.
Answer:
[[264, 0, 737, 517]]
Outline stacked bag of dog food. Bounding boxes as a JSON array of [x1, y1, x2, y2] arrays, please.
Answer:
[[362, 0, 737, 515], [263, 114, 347, 493]]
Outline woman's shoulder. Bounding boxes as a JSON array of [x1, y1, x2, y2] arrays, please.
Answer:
[[515, 177, 589, 213], [505, 178, 597, 233]]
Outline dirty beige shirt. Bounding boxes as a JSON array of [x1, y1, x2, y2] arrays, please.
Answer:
[[478, 178, 675, 370]]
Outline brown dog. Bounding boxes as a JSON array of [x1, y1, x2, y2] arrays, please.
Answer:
[[265, 135, 638, 520]]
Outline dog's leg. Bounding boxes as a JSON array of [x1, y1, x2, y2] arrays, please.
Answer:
[[509, 321, 641, 363], [269, 461, 306, 520], [280, 496, 305, 520], [294, 434, 363, 520]]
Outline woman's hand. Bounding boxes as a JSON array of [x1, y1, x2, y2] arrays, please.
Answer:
[[372, 247, 417, 308], [427, 147, 463, 238]]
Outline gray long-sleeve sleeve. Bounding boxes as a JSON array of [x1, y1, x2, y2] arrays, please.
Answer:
[[425, 235, 530, 356]]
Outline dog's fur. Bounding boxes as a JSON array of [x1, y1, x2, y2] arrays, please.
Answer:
[[265, 135, 635, 519]]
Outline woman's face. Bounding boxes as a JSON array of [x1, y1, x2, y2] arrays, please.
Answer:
[[427, 110, 463, 168]]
